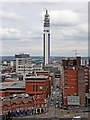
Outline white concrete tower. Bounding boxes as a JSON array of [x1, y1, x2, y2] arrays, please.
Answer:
[[43, 10, 50, 66]]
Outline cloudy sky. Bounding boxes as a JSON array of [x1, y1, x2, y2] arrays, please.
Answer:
[[0, 2, 88, 57]]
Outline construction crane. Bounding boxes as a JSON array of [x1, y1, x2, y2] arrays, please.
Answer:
[[73, 50, 79, 58]]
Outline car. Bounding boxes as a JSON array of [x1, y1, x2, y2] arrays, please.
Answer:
[[50, 103, 53, 106], [55, 104, 59, 108], [56, 101, 59, 104]]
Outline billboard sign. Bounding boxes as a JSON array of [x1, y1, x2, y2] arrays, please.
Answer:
[[67, 96, 80, 105]]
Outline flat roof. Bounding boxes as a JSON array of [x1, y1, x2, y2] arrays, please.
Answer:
[[36, 70, 49, 74], [25, 75, 48, 81], [0, 81, 25, 91]]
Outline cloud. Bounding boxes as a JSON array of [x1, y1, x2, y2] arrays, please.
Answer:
[[50, 10, 80, 26], [27, 29, 42, 40], [0, 11, 24, 21], [51, 39, 88, 56], [41, 10, 80, 26], [77, 24, 88, 33], [0, 28, 22, 40], [0, 27, 43, 42], [1, 0, 89, 2]]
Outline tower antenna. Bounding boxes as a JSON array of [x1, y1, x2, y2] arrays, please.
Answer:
[[44, 8, 48, 14]]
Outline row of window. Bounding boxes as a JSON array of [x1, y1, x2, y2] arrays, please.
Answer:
[[33, 85, 38, 91], [85, 76, 88, 78], [18, 66, 32, 68], [64, 75, 77, 78], [64, 79, 77, 81], [85, 83, 88, 85], [18, 69, 32, 71], [64, 87, 76, 89], [64, 83, 77, 86], [84, 69, 88, 71], [84, 73, 88, 75], [34, 104, 46, 108]]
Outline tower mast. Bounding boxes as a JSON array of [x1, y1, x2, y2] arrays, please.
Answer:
[[43, 10, 50, 66]]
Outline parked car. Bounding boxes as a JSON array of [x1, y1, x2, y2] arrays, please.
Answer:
[[55, 104, 59, 108]]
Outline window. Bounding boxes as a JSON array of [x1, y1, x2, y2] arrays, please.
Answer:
[[64, 80, 68, 82], [46, 84, 47, 91], [64, 91, 67, 93], [64, 87, 68, 89], [85, 80, 88, 82], [64, 76, 67, 78], [64, 72, 67, 74], [38, 100, 39, 103], [84, 69, 88, 71], [37, 104, 39, 108], [33, 85, 35, 91], [85, 83, 88, 85], [44, 99, 46, 103], [85, 73, 88, 75], [64, 95, 67, 98], [85, 76, 88, 78], [36, 85, 38, 92], [45, 104, 47, 107], [64, 83, 68, 85], [42, 104, 43, 107]]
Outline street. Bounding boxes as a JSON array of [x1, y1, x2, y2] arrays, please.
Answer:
[[13, 77, 90, 119]]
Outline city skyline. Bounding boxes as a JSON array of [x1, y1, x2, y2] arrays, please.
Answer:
[[1, 2, 88, 57]]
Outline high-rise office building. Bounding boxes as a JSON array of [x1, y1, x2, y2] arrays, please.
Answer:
[[43, 10, 50, 66], [61, 57, 89, 108], [15, 53, 32, 74]]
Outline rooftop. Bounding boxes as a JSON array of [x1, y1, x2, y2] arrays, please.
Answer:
[[0, 81, 25, 91], [36, 70, 49, 74], [25, 75, 48, 81], [15, 53, 30, 58]]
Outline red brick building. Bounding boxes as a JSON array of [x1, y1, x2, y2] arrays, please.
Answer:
[[0, 94, 47, 117], [35, 71, 54, 95], [62, 70, 78, 107], [61, 57, 89, 108], [0, 71, 53, 117], [25, 75, 49, 98]]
